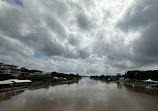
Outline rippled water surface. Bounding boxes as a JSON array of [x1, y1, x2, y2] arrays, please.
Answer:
[[0, 78, 158, 111]]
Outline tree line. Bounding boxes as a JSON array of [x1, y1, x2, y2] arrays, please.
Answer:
[[125, 70, 158, 81]]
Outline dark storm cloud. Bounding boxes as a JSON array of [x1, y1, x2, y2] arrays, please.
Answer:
[[117, 0, 158, 66], [45, 15, 67, 40], [0, 34, 34, 57], [68, 36, 80, 46], [0, 5, 26, 37], [2, 0, 157, 75], [78, 49, 90, 59], [77, 13, 91, 30], [0, 0, 91, 60], [118, 0, 158, 32], [3, 0, 23, 6]]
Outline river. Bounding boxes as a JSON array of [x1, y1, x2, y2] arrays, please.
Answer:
[[0, 78, 158, 111]]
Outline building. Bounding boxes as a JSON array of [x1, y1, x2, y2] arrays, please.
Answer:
[[0, 62, 22, 80], [3, 69, 11, 74], [2, 64, 21, 78], [0, 80, 13, 88], [0, 79, 32, 88]]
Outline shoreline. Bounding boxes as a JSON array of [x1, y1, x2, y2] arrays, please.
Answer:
[[116, 80, 158, 96], [0, 80, 78, 93]]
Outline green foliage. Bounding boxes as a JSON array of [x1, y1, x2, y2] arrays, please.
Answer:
[[125, 70, 158, 81]]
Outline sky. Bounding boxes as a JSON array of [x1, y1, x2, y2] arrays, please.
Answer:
[[0, 0, 158, 76]]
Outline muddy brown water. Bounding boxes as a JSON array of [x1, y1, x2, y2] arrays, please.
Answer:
[[0, 78, 158, 111]]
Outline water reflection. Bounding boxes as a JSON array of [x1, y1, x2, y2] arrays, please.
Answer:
[[0, 90, 24, 101], [0, 78, 158, 111]]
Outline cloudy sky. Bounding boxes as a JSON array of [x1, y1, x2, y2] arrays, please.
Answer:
[[0, 0, 158, 75]]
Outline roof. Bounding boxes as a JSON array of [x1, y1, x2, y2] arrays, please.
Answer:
[[0, 79, 32, 85], [0, 81, 13, 85], [6, 79, 32, 83]]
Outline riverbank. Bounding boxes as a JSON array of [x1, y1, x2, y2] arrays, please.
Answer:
[[0, 80, 78, 93], [116, 80, 150, 87], [116, 80, 158, 95]]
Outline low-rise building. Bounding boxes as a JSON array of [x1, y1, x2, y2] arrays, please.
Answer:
[[0, 79, 32, 88], [0, 80, 13, 88]]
